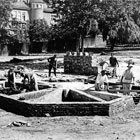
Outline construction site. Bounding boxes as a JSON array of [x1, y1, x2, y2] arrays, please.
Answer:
[[0, 51, 140, 139]]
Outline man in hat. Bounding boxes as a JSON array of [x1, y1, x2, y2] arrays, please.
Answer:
[[121, 63, 135, 95], [109, 53, 119, 78], [95, 70, 109, 91], [48, 54, 57, 77]]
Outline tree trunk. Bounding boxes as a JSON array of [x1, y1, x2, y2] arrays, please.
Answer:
[[110, 42, 115, 51], [29, 42, 33, 53], [42, 41, 48, 53], [76, 38, 80, 52], [110, 38, 115, 51], [0, 44, 9, 56], [81, 35, 84, 53], [21, 43, 29, 54], [77, 35, 84, 53]]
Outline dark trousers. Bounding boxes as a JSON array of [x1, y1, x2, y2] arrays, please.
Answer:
[[49, 65, 56, 77]]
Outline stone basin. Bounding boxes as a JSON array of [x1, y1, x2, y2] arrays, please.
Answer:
[[0, 86, 135, 117]]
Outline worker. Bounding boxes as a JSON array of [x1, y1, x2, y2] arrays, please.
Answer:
[[21, 71, 38, 92], [109, 53, 119, 78], [121, 63, 135, 95], [98, 59, 109, 71], [7, 68, 16, 90], [48, 54, 57, 77], [95, 70, 109, 91]]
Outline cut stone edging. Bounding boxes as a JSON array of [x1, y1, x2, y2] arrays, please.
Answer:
[[0, 93, 135, 117]]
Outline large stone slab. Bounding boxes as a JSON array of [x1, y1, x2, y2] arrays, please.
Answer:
[[62, 88, 106, 102], [84, 90, 122, 101]]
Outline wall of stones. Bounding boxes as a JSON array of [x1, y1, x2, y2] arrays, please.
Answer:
[[0, 94, 109, 117], [0, 93, 135, 117], [109, 96, 135, 117], [64, 52, 98, 75]]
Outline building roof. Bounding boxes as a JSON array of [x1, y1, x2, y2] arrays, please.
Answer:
[[12, 1, 30, 11], [12, 0, 54, 13], [44, 8, 53, 13], [30, 0, 44, 3], [43, 4, 53, 13]]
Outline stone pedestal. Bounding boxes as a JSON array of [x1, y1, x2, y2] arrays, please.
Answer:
[[64, 52, 98, 75]]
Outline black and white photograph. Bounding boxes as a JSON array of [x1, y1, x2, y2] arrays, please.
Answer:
[[0, 0, 140, 139]]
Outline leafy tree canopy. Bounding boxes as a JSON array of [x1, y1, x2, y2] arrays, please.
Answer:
[[29, 19, 50, 42], [0, 0, 30, 45], [98, 1, 140, 45], [44, 0, 140, 50], [10, 20, 30, 44], [0, 0, 13, 45], [0, 0, 13, 28], [46, 0, 100, 39]]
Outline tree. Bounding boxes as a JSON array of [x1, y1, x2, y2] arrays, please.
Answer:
[[0, 0, 13, 50], [0, 0, 30, 55], [45, 0, 140, 51], [45, 0, 100, 52], [0, 0, 12, 28], [29, 19, 50, 42], [0, 0, 32, 55], [29, 19, 50, 52], [8, 19, 30, 55], [98, 1, 140, 50]]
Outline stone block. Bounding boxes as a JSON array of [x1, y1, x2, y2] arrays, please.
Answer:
[[64, 54, 98, 75]]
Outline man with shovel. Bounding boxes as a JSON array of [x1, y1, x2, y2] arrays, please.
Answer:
[[109, 53, 119, 78], [48, 54, 57, 77]]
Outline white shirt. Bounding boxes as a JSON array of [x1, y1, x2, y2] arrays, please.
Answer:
[[122, 69, 134, 83], [96, 74, 108, 85]]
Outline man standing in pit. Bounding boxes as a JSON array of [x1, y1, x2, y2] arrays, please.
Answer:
[[48, 54, 57, 77], [109, 53, 119, 78], [95, 70, 109, 91], [21, 70, 38, 92]]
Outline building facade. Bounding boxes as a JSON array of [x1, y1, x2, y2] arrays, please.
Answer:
[[11, 0, 54, 25]]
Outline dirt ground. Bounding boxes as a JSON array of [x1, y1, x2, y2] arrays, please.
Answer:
[[1, 51, 140, 140]]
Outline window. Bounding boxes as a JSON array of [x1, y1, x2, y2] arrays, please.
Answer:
[[12, 11, 17, 18], [22, 12, 26, 21], [32, 3, 44, 9], [32, 3, 36, 8], [17, 11, 21, 21]]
